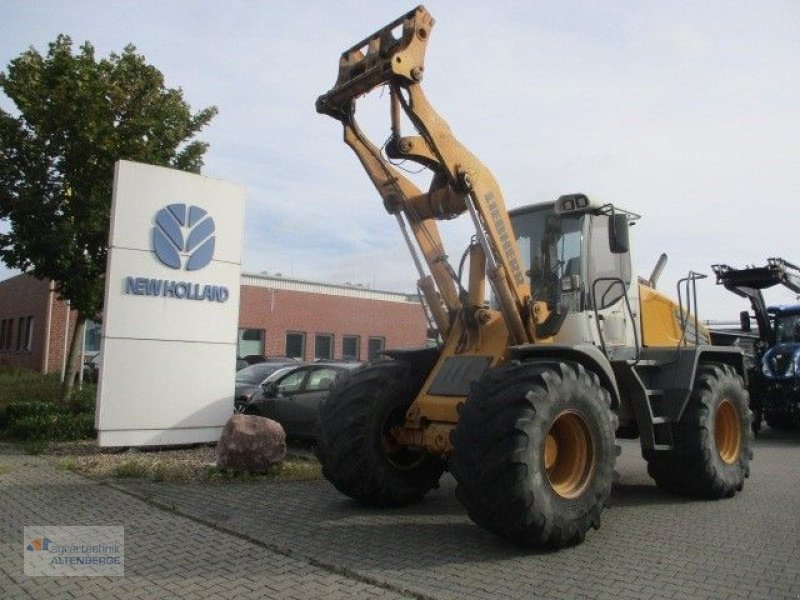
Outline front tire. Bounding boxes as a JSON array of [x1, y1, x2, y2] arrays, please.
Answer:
[[451, 361, 617, 549], [647, 363, 753, 497], [316, 359, 444, 507]]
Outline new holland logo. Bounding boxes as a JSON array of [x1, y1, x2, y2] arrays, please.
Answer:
[[124, 203, 229, 303], [153, 204, 215, 271]]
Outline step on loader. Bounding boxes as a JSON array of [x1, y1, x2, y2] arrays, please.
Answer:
[[315, 6, 753, 549]]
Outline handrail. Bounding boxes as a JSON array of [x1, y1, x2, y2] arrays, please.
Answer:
[[590, 277, 640, 363]]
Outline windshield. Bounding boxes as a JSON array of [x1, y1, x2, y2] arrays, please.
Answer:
[[510, 206, 584, 305], [235, 363, 289, 384], [775, 314, 800, 343], [262, 366, 297, 384]]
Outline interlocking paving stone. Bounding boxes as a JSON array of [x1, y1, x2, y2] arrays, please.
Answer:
[[0, 445, 409, 600], [113, 431, 800, 600], [2, 429, 798, 599]]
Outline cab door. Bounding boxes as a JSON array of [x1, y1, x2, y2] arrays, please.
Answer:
[[586, 214, 639, 352]]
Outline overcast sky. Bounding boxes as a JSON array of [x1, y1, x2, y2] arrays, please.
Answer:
[[2, 1, 799, 321]]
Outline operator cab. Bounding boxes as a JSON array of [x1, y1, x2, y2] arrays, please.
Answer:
[[771, 307, 800, 344], [509, 194, 637, 325]]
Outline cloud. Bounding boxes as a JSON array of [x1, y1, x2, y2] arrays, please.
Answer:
[[1, 0, 798, 320]]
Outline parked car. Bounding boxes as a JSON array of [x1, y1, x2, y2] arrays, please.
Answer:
[[234, 360, 298, 410], [239, 362, 362, 439]]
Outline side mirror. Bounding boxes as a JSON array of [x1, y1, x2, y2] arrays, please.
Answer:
[[740, 311, 751, 332], [609, 214, 630, 254]]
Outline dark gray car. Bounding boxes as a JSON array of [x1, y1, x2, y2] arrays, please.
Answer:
[[234, 361, 297, 412], [241, 362, 361, 439]]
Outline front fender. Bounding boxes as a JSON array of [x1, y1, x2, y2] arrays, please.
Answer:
[[508, 344, 621, 410]]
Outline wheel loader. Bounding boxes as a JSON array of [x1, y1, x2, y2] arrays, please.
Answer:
[[314, 6, 753, 549]]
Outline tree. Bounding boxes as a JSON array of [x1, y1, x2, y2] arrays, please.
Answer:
[[0, 35, 218, 404]]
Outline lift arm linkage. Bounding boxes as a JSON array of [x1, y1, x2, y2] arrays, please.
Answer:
[[712, 257, 800, 345], [316, 6, 541, 345]]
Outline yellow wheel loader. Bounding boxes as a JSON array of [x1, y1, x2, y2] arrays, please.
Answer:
[[315, 6, 753, 549]]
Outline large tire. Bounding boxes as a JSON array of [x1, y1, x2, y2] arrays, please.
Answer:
[[316, 359, 444, 507], [647, 363, 753, 498], [451, 361, 617, 549]]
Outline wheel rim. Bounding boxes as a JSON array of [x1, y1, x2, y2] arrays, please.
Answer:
[[380, 406, 427, 471], [715, 399, 742, 464], [544, 410, 595, 499]]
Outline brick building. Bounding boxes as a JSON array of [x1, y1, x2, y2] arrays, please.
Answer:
[[0, 272, 428, 373]]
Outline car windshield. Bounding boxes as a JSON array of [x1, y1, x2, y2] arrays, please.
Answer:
[[235, 363, 288, 384], [775, 314, 800, 343]]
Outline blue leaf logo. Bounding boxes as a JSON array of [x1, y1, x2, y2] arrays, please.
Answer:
[[152, 204, 215, 271]]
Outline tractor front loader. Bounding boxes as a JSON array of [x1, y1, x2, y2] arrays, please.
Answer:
[[713, 258, 800, 433], [315, 6, 753, 549]]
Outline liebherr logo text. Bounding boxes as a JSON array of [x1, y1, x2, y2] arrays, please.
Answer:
[[485, 192, 525, 286]]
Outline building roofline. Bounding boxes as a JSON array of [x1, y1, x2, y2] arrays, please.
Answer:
[[240, 272, 419, 304]]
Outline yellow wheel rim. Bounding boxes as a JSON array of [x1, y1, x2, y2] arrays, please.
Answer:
[[715, 399, 742, 465], [544, 411, 595, 499]]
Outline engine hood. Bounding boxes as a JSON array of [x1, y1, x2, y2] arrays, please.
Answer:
[[762, 343, 800, 379]]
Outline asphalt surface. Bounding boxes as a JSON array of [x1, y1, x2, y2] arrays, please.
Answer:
[[1, 429, 799, 599]]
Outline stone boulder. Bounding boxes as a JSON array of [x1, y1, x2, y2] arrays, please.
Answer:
[[216, 415, 286, 474]]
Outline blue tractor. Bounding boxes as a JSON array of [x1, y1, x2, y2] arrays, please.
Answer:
[[713, 258, 800, 433]]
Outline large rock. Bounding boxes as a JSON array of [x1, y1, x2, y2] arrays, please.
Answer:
[[216, 415, 286, 474]]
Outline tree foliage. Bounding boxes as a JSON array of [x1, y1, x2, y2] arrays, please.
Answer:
[[0, 35, 217, 317]]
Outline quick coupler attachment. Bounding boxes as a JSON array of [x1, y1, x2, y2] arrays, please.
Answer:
[[316, 5, 434, 120]]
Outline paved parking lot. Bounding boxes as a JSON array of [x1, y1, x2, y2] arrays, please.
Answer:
[[2, 430, 799, 599]]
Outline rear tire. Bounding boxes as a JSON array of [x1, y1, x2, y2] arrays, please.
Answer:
[[647, 363, 753, 498], [451, 361, 617, 549], [316, 359, 444, 507]]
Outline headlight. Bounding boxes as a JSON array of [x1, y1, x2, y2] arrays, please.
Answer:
[[762, 361, 772, 377]]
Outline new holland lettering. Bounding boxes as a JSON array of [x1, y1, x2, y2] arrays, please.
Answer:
[[124, 277, 229, 303]]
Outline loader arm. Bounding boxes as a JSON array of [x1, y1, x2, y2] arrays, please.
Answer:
[[713, 258, 800, 346], [316, 5, 546, 346]]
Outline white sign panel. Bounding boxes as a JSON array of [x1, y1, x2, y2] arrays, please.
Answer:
[[96, 160, 245, 446]]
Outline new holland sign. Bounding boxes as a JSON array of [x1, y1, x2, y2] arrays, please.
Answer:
[[96, 161, 245, 447], [122, 203, 231, 304]]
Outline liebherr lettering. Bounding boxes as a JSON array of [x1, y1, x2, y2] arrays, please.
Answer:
[[485, 192, 525, 286]]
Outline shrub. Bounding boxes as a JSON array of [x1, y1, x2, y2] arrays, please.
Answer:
[[6, 403, 94, 441], [1, 368, 97, 441], [0, 370, 62, 426]]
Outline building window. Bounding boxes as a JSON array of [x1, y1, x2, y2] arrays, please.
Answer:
[[0, 319, 6, 350], [16, 317, 25, 351], [238, 328, 265, 358], [84, 319, 102, 354], [5, 319, 12, 350], [368, 336, 385, 361], [285, 332, 305, 359], [314, 334, 333, 360], [342, 335, 360, 361], [22, 317, 33, 352]]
